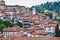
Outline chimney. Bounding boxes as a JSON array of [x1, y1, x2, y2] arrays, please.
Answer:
[[32, 8, 36, 15]]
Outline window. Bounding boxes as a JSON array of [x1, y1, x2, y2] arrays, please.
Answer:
[[48, 29, 51, 31], [24, 13, 29, 16], [30, 23, 34, 26]]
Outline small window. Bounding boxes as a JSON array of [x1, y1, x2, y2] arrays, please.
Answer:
[[48, 29, 51, 31], [24, 13, 29, 16]]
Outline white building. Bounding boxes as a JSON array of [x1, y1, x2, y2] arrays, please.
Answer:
[[3, 26, 22, 37], [45, 26, 54, 33]]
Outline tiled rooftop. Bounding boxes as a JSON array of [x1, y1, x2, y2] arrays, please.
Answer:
[[3, 25, 25, 32], [2, 36, 60, 40]]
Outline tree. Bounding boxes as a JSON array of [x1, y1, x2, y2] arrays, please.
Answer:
[[45, 13, 53, 19], [30, 2, 60, 13], [4, 20, 13, 27], [0, 19, 4, 24], [0, 24, 6, 32], [16, 22, 23, 27], [55, 18, 60, 37], [55, 24, 60, 37], [56, 18, 60, 24]]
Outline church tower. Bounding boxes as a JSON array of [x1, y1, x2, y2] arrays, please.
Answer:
[[0, 0, 6, 10], [0, 0, 5, 5], [32, 8, 36, 15]]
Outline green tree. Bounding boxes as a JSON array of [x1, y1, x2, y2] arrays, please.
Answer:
[[30, 2, 60, 13], [16, 22, 23, 27], [0, 19, 4, 24], [4, 20, 13, 27], [55, 24, 60, 37], [55, 19, 60, 37], [45, 13, 53, 19], [56, 18, 60, 24], [0, 24, 6, 32]]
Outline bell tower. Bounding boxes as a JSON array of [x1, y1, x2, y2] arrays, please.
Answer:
[[0, 0, 6, 10]]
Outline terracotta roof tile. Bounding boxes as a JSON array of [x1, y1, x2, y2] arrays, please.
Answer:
[[3, 25, 25, 32], [20, 10, 32, 13], [20, 16, 29, 20], [3, 36, 60, 40], [0, 34, 4, 38], [32, 32, 49, 35]]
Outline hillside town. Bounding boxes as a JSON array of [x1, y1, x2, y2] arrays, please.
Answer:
[[0, 0, 60, 40]]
